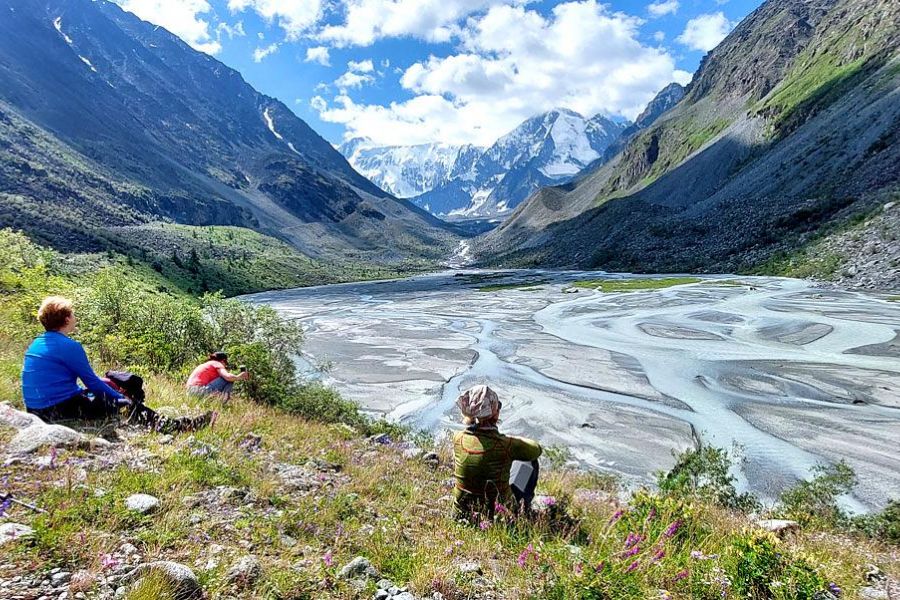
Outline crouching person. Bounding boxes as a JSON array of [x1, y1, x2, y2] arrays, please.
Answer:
[[453, 385, 542, 521], [186, 352, 249, 401], [21, 296, 214, 433]]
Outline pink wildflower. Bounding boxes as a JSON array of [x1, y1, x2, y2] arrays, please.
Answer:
[[479, 520, 491, 530], [573, 563, 583, 575], [663, 520, 682, 538], [322, 550, 334, 567], [494, 502, 509, 515], [100, 553, 120, 571], [517, 543, 537, 568], [542, 496, 557, 507]]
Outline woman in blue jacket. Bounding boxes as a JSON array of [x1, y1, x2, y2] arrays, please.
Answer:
[[21, 296, 212, 432]]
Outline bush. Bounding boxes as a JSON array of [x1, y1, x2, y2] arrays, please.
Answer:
[[728, 530, 827, 599], [852, 499, 900, 543], [777, 462, 856, 528], [657, 446, 760, 512]]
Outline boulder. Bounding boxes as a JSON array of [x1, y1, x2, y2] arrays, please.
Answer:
[[1, 402, 110, 454], [226, 555, 261, 586], [123, 561, 201, 599], [125, 494, 160, 514], [339, 556, 380, 581], [0, 522, 34, 544], [859, 587, 888, 600], [754, 519, 800, 537]]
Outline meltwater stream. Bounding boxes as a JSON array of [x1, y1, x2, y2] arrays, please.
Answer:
[[247, 271, 900, 509]]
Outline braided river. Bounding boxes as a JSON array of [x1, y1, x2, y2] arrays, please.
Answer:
[[249, 271, 900, 510]]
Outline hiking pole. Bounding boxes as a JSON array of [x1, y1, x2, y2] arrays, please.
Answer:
[[0, 491, 47, 514]]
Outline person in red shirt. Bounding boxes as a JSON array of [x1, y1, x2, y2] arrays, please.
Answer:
[[186, 352, 249, 401]]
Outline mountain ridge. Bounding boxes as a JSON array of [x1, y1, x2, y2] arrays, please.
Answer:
[[0, 0, 455, 265]]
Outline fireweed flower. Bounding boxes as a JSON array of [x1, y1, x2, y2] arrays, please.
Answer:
[[663, 520, 682, 538], [517, 543, 537, 568]]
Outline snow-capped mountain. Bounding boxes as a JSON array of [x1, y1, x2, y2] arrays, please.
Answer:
[[339, 139, 483, 198], [410, 109, 627, 218]]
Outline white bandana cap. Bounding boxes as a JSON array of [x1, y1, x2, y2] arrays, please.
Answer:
[[456, 385, 500, 421]]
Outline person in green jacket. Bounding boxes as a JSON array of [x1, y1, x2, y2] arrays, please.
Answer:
[[452, 384, 542, 520]]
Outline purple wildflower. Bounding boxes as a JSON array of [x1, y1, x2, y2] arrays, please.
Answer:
[[651, 546, 666, 562], [100, 553, 120, 571], [494, 502, 509, 515], [663, 520, 682, 538], [625, 561, 640, 573], [517, 543, 536, 568], [542, 496, 557, 507], [322, 550, 334, 568], [829, 583, 842, 597], [573, 563, 583, 575], [623, 545, 641, 558], [673, 569, 690, 582], [608, 509, 624, 525], [0, 496, 11, 517], [624, 532, 644, 548], [479, 520, 491, 530], [594, 561, 606, 573]]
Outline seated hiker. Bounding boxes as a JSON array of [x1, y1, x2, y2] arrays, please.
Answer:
[[21, 296, 214, 433], [186, 352, 249, 401], [453, 385, 543, 520]]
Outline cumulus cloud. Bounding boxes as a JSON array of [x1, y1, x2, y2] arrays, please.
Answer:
[[227, 0, 323, 39], [317, 0, 513, 47], [647, 0, 678, 17], [216, 20, 246, 38], [676, 12, 732, 51], [314, 0, 691, 146], [348, 59, 374, 72], [253, 42, 281, 61], [334, 59, 377, 89], [305, 46, 331, 65], [116, 0, 222, 54]]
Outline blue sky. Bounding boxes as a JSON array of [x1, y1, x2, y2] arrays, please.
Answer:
[[116, 0, 764, 147]]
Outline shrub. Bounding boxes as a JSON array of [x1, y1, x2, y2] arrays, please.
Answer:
[[657, 446, 760, 512], [852, 499, 900, 543], [728, 530, 827, 599], [777, 462, 856, 528]]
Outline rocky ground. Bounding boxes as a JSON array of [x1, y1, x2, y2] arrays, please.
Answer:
[[821, 201, 900, 292]]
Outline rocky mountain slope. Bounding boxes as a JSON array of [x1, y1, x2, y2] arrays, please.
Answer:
[[350, 109, 628, 219], [0, 0, 455, 263], [480, 0, 900, 283]]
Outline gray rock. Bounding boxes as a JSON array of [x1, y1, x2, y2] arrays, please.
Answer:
[[393, 593, 417, 600], [50, 571, 71, 585], [754, 519, 800, 537], [374, 591, 390, 600], [123, 561, 200, 599], [859, 587, 887, 600], [226, 555, 261, 586], [456, 561, 483, 575], [0, 523, 34, 544], [376, 578, 396, 590], [8, 423, 105, 455], [125, 494, 160, 514], [338, 556, 380, 581]]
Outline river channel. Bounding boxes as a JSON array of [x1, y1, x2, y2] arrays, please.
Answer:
[[247, 271, 900, 510]]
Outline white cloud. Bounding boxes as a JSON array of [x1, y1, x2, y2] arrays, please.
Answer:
[[348, 59, 374, 73], [216, 20, 246, 38], [305, 46, 331, 65], [253, 42, 280, 61], [116, 0, 222, 54], [317, 0, 512, 47], [310, 95, 328, 111], [335, 71, 375, 89], [676, 12, 732, 51], [647, 0, 678, 17], [653, 30, 665, 41], [314, 0, 690, 146], [227, 0, 323, 40]]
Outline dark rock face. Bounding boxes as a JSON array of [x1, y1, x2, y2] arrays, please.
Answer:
[[481, 0, 900, 277], [0, 0, 452, 260]]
